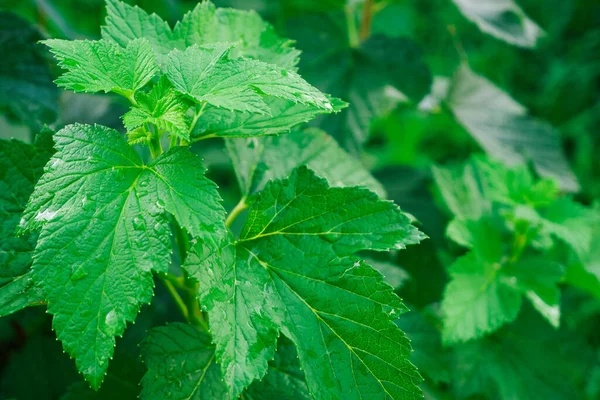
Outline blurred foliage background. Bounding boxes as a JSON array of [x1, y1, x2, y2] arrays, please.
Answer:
[[1, 0, 599, 399]]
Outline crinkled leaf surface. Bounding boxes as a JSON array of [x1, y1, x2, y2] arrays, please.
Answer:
[[226, 128, 385, 197], [102, 0, 299, 69], [192, 97, 345, 140], [141, 324, 309, 400], [242, 337, 311, 400], [452, 0, 544, 47], [446, 65, 578, 191], [184, 167, 425, 399], [20, 123, 224, 388], [123, 76, 189, 140], [141, 323, 228, 399], [43, 38, 158, 97], [165, 44, 332, 114]]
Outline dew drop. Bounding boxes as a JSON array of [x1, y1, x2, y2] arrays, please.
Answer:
[[139, 180, 149, 188], [322, 232, 342, 243], [132, 215, 146, 231], [156, 199, 165, 209], [153, 222, 166, 235], [71, 266, 88, 281], [104, 310, 119, 335], [35, 209, 58, 222], [280, 69, 288, 76]]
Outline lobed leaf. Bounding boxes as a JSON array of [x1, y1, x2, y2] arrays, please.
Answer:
[[102, 0, 299, 69], [165, 44, 332, 114], [123, 76, 189, 141], [226, 128, 385, 197], [141, 323, 228, 399], [43, 38, 158, 98], [20, 124, 224, 388], [185, 167, 425, 399]]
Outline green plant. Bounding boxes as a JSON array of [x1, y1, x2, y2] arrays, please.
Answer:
[[3, 0, 600, 399], [1, 0, 426, 398]]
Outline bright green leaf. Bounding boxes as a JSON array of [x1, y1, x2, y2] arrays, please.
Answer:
[[185, 167, 424, 399], [102, 0, 299, 69], [123, 76, 189, 140], [20, 123, 224, 388], [43, 38, 158, 98], [193, 97, 346, 140], [165, 44, 332, 114], [226, 128, 385, 197]]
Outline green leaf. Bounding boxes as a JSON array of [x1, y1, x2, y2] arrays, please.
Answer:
[[433, 155, 558, 219], [452, 308, 594, 400], [123, 76, 189, 140], [452, 0, 545, 47], [0, 12, 58, 129], [504, 256, 564, 327], [0, 272, 42, 317], [226, 128, 385, 197], [0, 130, 53, 316], [446, 65, 578, 192], [192, 97, 346, 140], [141, 324, 310, 400], [288, 15, 432, 152], [101, 0, 174, 63], [140, 323, 228, 399], [102, 0, 300, 69], [43, 38, 158, 98], [540, 197, 598, 261], [20, 124, 224, 388], [441, 216, 565, 341], [243, 338, 311, 400], [185, 167, 425, 399], [441, 253, 522, 344], [165, 44, 332, 114]]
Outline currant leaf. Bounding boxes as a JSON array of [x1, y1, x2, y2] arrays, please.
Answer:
[[165, 44, 332, 114], [184, 167, 425, 399], [226, 128, 385, 197], [19, 124, 224, 388], [43, 38, 158, 98]]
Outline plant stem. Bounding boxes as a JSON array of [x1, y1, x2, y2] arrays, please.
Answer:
[[162, 278, 189, 320], [448, 25, 468, 63], [226, 197, 248, 229], [345, 5, 360, 48], [170, 219, 209, 330], [359, 0, 375, 42], [187, 102, 207, 141]]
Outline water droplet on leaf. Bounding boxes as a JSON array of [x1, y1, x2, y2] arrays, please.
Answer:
[[133, 215, 146, 231]]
